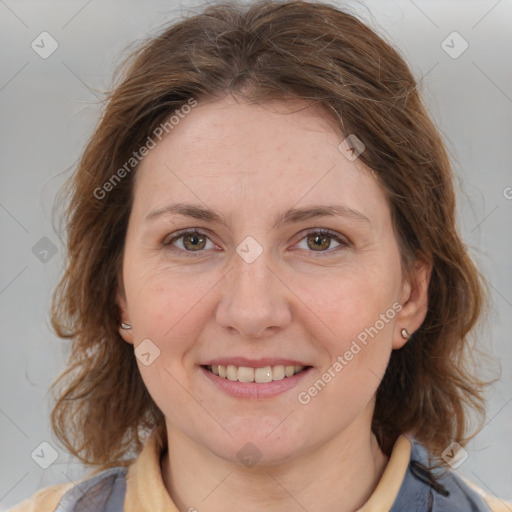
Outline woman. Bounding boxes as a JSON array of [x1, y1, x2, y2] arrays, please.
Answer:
[[10, 1, 510, 511]]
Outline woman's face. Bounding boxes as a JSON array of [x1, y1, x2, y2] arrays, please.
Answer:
[[118, 95, 428, 464]]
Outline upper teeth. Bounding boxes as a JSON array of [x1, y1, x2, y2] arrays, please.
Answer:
[[208, 364, 305, 383]]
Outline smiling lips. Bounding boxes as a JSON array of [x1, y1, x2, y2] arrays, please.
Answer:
[[205, 364, 306, 383], [201, 358, 312, 398]]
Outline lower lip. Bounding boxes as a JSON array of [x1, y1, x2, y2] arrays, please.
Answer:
[[200, 366, 312, 399]]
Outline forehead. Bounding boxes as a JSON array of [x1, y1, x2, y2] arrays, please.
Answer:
[[131, 95, 389, 226]]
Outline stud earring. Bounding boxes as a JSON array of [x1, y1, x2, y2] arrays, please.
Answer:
[[121, 323, 132, 330], [400, 328, 410, 339]]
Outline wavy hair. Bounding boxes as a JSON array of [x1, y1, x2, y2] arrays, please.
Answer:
[[50, 0, 492, 469]]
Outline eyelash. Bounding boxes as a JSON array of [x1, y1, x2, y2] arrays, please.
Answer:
[[162, 228, 350, 257]]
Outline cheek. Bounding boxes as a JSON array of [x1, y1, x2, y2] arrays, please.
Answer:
[[301, 291, 396, 426], [127, 272, 209, 416], [302, 263, 398, 391], [126, 266, 215, 339], [298, 261, 399, 338]]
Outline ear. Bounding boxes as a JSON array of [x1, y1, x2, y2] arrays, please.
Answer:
[[116, 287, 134, 345], [393, 256, 432, 349]]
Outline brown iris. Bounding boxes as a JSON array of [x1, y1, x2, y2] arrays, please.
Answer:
[[182, 232, 207, 251], [307, 233, 331, 251]]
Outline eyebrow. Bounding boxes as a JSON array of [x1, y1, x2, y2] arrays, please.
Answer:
[[145, 202, 371, 229]]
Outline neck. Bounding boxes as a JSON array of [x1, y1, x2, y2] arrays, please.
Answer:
[[161, 407, 389, 512]]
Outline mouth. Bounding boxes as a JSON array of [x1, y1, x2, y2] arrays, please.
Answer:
[[200, 363, 313, 399], [199, 357, 314, 399], [202, 363, 311, 383]]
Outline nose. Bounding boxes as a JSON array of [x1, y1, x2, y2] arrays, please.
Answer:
[[215, 250, 293, 339]]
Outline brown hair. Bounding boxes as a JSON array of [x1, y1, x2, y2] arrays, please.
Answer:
[[50, 0, 492, 469]]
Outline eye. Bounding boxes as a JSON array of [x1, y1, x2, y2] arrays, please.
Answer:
[[162, 229, 215, 255], [294, 229, 349, 255]]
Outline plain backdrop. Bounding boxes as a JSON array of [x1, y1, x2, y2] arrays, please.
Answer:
[[1, 0, 511, 509]]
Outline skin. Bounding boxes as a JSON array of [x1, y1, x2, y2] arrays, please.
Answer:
[[117, 94, 430, 512]]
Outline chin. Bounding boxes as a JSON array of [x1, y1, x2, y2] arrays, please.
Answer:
[[202, 423, 310, 468]]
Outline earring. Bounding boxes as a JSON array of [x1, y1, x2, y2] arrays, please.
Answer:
[[400, 328, 410, 339], [121, 323, 132, 330]]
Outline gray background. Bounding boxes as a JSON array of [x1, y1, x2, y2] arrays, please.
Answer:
[[1, 0, 511, 509]]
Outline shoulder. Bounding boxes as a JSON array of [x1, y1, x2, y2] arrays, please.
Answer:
[[458, 475, 512, 512], [8, 482, 74, 512], [8, 467, 127, 512], [390, 438, 511, 512]]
